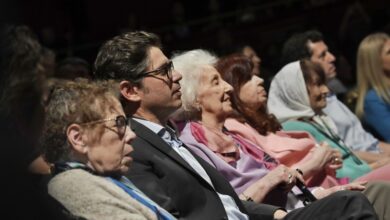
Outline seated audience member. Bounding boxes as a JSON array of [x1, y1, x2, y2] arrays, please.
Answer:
[[355, 33, 390, 142], [93, 30, 378, 220], [172, 49, 390, 218], [268, 60, 390, 182], [217, 54, 343, 188], [55, 57, 92, 80], [0, 25, 52, 173], [41, 80, 176, 220], [0, 24, 75, 219], [281, 30, 348, 96], [281, 30, 390, 157]]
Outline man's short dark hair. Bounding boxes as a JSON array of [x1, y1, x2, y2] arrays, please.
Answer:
[[280, 30, 324, 66], [93, 31, 161, 82]]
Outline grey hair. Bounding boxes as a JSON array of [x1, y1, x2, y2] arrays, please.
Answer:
[[172, 49, 218, 119], [41, 79, 118, 163]]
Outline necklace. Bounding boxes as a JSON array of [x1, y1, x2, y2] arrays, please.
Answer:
[[301, 117, 363, 165]]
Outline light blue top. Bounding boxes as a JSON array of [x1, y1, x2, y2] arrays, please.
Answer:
[[323, 93, 380, 152], [363, 89, 390, 142]]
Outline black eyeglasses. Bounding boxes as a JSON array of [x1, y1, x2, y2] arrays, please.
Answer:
[[138, 61, 174, 81], [81, 115, 129, 136]]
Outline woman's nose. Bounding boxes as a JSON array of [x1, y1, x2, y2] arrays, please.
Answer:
[[254, 75, 264, 84], [254, 55, 261, 64], [172, 69, 182, 82], [224, 80, 233, 93], [125, 125, 136, 143], [321, 85, 329, 95]]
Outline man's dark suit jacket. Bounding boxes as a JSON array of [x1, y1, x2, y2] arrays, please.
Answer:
[[126, 119, 279, 220]]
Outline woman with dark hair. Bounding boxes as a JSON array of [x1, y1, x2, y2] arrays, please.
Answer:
[[0, 25, 72, 219], [216, 54, 343, 188]]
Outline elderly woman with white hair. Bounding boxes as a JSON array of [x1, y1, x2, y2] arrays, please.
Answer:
[[171, 49, 371, 210]]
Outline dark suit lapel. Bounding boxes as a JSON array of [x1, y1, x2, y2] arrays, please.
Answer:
[[185, 144, 247, 212], [131, 119, 247, 213], [131, 119, 209, 181]]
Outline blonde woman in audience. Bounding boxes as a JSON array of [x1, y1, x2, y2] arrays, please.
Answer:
[[42, 80, 176, 220], [356, 33, 390, 142]]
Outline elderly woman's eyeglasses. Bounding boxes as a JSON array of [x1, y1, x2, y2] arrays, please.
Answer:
[[81, 115, 129, 136], [138, 61, 174, 81]]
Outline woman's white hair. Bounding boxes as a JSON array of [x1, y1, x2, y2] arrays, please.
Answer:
[[172, 49, 218, 119]]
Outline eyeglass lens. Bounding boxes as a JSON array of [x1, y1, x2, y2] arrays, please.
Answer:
[[115, 116, 128, 136], [166, 61, 173, 80], [145, 61, 173, 79]]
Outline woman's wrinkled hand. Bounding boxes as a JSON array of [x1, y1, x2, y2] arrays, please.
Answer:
[[312, 181, 367, 199], [326, 149, 343, 170], [263, 165, 304, 191], [309, 142, 335, 170]]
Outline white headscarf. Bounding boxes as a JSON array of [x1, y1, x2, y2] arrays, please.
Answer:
[[268, 61, 340, 134], [267, 61, 315, 123]]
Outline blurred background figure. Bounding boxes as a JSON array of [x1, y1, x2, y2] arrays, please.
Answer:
[[0, 24, 75, 219], [55, 57, 92, 80], [240, 45, 261, 75], [0, 24, 52, 177]]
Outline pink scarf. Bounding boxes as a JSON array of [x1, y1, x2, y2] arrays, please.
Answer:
[[190, 121, 277, 170]]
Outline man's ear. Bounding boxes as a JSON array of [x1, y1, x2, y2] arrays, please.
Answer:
[[120, 81, 141, 102], [67, 124, 88, 154]]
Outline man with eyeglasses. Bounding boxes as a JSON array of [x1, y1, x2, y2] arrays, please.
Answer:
[[93, 31, 378, 220]]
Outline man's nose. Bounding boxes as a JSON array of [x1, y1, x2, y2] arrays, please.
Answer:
[[327, 52, 336, 62]]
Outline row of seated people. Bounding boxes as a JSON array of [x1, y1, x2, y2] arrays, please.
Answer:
[[2, 24, 390, 220], [44, 31, 390, 219], [280, 31, 390, 150]]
